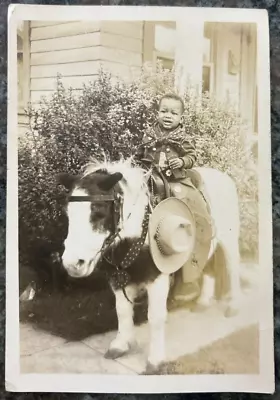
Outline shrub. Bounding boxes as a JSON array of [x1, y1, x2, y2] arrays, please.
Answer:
[[18, 65, 258, 285]]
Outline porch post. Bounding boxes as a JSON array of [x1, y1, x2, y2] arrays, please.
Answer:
[[174, 20, 204, 97], [239, 23, 257, 134]]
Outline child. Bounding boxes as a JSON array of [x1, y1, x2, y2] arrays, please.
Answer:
[[137, 93, 203, 302], [136, 93, 196, 181]]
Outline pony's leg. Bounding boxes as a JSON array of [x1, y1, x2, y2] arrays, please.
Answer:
[[196, 273, 215, 309], [219, 239, 241, 317], [146, 274, 170, 372], [105, 284, 136, 359], [196, 241, 241, 317]]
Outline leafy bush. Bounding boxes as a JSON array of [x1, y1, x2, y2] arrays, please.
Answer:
[[18, 65, 258, 284]]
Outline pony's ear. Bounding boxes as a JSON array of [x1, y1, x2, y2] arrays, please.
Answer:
[[98, 172, 123, 191], [56, 172, 78, 191]]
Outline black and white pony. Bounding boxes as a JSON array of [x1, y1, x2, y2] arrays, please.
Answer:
[[58, 158, 241, 373]]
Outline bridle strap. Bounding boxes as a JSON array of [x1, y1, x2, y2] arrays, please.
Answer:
[[69, 194, 115, 202], [69, 191, 121, 240]]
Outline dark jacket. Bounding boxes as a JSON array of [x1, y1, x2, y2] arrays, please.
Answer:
[[136, 123, 197, 180]]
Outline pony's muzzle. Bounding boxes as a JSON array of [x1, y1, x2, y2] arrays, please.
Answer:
[[77, 259, 85, 267], [62, 252, 86, 275], [61, 248, 98, 278]]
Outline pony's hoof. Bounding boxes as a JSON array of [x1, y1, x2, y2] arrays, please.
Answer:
[[105, 340, 138, 360], [104, 348, 127, 360], [143, 362, 162, 375]]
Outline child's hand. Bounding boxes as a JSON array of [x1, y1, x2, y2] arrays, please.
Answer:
[[169, 158, 184, 169]]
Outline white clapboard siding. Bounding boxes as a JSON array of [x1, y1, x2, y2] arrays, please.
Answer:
[[18, 113, 31, 137], [31, 21, 71, 28], [31, 21, 100, 40], [101, 32, 142, 54], [31, 47, 141, 69], [31, 89, 83, 104], [31, 60, 102, 78], [27, 20, 144, 109], [31, 32, 101, 53], [100, 21, 143, 39], [31, 63, 140, 92], [31, 46, 101, 66], [100, 61, 141, 79], [31, 90, 53, 103], [101, 47, 142, 67], [31, 75, 98, 91]]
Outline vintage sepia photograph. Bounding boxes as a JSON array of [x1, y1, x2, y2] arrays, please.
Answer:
[[6, 4, 273, 394]]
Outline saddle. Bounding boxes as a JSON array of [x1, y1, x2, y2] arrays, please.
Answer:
[[148, 167, 213, 282]]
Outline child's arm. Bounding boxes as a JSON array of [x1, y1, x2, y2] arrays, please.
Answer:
[[180, 139, 197, 169]]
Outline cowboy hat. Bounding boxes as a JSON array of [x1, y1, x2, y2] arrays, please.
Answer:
[[148, 198, 196, 274]]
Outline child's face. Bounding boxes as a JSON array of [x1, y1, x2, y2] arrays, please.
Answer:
[[158, 98, 183, 131]]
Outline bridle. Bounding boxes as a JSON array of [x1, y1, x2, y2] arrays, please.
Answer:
[[68, 183, 150, 304], [69, 191, 123, 235]]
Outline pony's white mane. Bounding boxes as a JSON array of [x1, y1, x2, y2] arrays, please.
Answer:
[[83, 156, 149, 195], [83, 156, 149, 239]]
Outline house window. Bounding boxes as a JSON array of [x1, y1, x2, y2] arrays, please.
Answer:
[[144, 21, 215, 94], [143, 21, 176, 71], [154, 24, 175, 70], [202, 63, 214, 94], [157, 56, 174, 71], [17, 21, 30, 113], [154, 24, 175, 54], [153, 51, 174, 71], [203, 24, 215, 95]]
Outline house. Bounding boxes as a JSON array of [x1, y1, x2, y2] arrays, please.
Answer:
[[17, 19, 258, 144]]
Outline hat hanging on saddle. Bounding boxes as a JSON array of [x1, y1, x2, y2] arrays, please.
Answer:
[[148, 198, 196, 274]]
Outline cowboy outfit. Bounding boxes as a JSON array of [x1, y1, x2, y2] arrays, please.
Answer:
[[136, 122, 213, 303], [136, 122, 197, 181]]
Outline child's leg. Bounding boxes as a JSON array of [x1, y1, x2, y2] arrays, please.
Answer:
[[170, 176, 212, 301]]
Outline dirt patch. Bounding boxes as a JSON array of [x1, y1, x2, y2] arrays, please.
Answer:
[[158, 324, 259, 375]]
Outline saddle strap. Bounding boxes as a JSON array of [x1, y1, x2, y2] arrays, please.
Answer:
[[120, 206, 150, 269], [106, 206, 150, 292], [155, 167, 171, 198]]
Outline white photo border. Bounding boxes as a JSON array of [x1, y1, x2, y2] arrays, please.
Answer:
[[6, 4, 274, 394]]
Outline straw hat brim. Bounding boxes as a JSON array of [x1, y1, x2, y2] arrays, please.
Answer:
[[148, 198, 196, 274]]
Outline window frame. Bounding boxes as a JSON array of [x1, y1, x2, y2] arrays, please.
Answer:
[[202, 62, 214, 94], [152, 50, 174, 71], [143, 21, 215, 96], [143, 21, 176, 67]]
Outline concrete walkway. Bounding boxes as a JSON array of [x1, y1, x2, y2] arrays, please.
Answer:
[[20, 283, 260, 375]]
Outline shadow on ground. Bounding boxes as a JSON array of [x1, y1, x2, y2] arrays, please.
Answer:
[[19, 285, 194, 342], [19, 261, 258, 342], [19, 260, 197, 341], [20, 284, 148, 341]]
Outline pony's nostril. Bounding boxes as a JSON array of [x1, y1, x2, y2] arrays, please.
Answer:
[[77, 259, 85, 267]]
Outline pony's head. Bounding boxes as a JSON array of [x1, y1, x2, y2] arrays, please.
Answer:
[[57, 158, 149, 278]]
